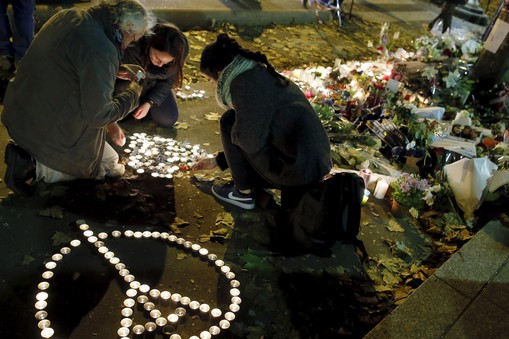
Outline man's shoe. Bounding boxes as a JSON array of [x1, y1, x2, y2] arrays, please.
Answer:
[[4, 142, 36, 195], [211, 183, 255, 210]]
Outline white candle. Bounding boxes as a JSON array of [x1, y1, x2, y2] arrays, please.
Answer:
[[373, 180, 389, 199]]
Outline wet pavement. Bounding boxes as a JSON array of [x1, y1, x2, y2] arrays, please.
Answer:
[[1, 1, 509, 339]]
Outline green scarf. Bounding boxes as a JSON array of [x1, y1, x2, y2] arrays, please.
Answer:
[[216, 55, 258, 110]]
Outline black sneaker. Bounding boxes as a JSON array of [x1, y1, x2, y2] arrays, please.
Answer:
[[211, 183, 255, 210], [4, 142, 36, 195]]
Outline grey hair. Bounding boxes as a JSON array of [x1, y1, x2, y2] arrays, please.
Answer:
[[99, 0, 156, 36]]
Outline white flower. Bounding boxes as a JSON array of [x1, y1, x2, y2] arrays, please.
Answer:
[[406, 140, 416, 150], [444, 69, 460, 88], [423, 65, 438, 80]]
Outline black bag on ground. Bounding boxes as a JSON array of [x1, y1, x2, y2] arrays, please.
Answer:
[[279, 172, 366, 256]]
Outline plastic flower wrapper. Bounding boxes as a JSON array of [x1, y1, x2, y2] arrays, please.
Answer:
[[444, 157, 498, 223], [460, 39, 481, 61]]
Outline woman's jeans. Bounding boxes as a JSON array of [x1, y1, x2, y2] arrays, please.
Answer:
[[0, 0, 35, 63], [149, 91, 179, 127]]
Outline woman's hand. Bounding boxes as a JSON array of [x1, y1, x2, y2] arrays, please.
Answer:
[[191, 157, 218, 171], [132, 102, 151, 120]]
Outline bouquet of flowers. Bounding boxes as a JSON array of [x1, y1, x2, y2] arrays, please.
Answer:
[[391, 172, 430, 209]]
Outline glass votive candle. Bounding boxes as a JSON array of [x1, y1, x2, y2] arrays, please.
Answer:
[[36, 292, 48, 301], [149, 289, 160, 299], [219, 319, 231, 330], [120, 318, 132, 328], [70, 239, 81, 247], [189, 300, 200, 312], [41, 271, 53, 279], [121, 307, 133, 317], [60, 247, 71, 255], [149, 309, 161, 319], [51, 253, 63, 261], [175, 307, 186, 317], [167, 313, 179, 325], [139, 284, 150, 293], [126, 288, 137, 298], [133, 324, 145, 335], [143, 302, 156, 311], [132, 324, 145, 335], [83, 230, 93, 237], [129, 281, 140, 289], [78, 223, 89, 230], [44, 261, 56, 270], [210, 308, 222, 319], [209, 326, 221, 335], [40, 327, 54, 338], [35, 310, 48, 320], [104, 251, 114, 259], [224, 312, 235, 321], [137, 295, 148, 304], [155, 317, 167, 327], [117, 327, 130, 337], [37, 319, 51, 329], [35, 300, 47, 310], [170, 293, 181, 305], [179, 296, 190, 306], [123, 298, 135, 308], [145, 322, 157, 332]]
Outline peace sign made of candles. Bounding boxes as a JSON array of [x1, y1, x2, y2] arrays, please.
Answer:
[[34, 220, 241, 339]]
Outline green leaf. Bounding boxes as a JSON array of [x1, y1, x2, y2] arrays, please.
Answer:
[[51, 231, 72, 246]]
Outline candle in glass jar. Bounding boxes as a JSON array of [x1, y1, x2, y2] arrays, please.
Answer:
[[373, 180, 389, 199]]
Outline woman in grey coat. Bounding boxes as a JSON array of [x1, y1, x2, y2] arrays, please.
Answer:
[[193, 34, 332, 210], [2, 0, 154, 195]]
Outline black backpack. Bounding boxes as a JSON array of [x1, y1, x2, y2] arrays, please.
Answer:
[[278, 172, 367, 257]]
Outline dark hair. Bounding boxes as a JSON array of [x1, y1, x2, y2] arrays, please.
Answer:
[[200, 33, 287, 85], [145, 22, 188, 88]]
